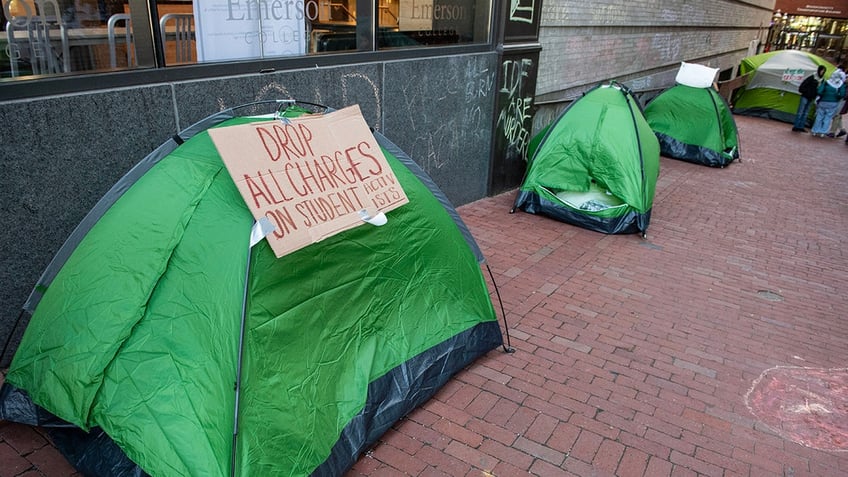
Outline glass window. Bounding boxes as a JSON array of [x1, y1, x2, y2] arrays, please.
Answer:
[[1, 0, 490, 80], [1, 0, 149, 77], [375, 0, 488, 49]]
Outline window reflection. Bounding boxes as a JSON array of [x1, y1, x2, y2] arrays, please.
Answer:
[[1, 0, 136, 76], [376, 0, 482, 49], [308, 0, 356, 52], [0, 0, 489, 79], [159, 3, 193, 64]]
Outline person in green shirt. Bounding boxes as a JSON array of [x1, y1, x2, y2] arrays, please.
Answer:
[[811, 69, 847, 137]]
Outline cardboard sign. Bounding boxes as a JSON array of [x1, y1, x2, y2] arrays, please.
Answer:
[[209, 105, 409, 258], [675, 62, 719, 88]]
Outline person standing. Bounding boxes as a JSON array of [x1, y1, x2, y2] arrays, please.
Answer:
[[793, 65, 826, 132], [827, 65, 848, 137], [811, 69, 847, 137]]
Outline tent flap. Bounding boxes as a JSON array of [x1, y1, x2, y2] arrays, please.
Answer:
[[514, 82, 659, 235]]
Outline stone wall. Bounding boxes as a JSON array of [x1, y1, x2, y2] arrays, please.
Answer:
[[534, 0, 776, 128]]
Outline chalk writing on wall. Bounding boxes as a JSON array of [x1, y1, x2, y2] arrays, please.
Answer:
[[509, 0, 534, 23], [213, 72, 382, 127], [256, 82, 292, 102], [463, 61, 495, 145], [340, 72, 382, 121], [489, 50, 539, 194], [396, 59, 494, 173], [300, 73, 382, 127], [497, 57, 534, 163]]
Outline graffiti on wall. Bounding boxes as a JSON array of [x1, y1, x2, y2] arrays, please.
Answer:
[[396, 58, 495, 173], [489, 50, 539, 194], [509, 0, 534, 23], [464, 60, 495, 143], [213, 72, 384, 129], [497, 57, 534, 164]]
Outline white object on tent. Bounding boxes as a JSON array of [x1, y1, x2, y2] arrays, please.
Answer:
[[249, 217, 276, 248], [676, 62, 719, 88], [359, 209, 388, 226]]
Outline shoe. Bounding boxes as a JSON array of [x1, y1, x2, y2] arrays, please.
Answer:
[[792, 127, 805, 132], [826, 133, 836, 138], [838, 129, 846, 137]]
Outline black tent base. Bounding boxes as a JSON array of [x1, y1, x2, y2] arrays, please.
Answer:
[[1, 322, 502, 477], [49, 427, 149, 477], [514, 190, 650, 236], [656, 133, 739, 168]]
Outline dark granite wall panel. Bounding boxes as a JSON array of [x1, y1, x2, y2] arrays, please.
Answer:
[[383, 55, 498, 206], [0, 86, 177, 363]]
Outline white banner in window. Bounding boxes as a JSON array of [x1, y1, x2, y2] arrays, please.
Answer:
[[192, 0, 307, 61], [399, 0, 434, 31]]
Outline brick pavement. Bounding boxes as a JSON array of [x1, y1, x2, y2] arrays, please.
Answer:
[[2, 114, 848, 476]]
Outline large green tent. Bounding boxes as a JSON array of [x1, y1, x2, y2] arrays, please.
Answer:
[[512, 82, 660, 236], [0, 102, 503, 476], [644, 84, 740, 167], [732, 50, 836, 124]]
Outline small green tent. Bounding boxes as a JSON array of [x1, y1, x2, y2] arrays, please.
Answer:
[[0, 102, 503, 476], [644, 84, 740, 167], [732, 50, 835, 124], [512, 82, 660, 237]]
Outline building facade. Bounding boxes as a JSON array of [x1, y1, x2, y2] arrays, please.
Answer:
[[0, 0, 773, 360], [533, 0, 775, 126], [766, 0, 848, 63]]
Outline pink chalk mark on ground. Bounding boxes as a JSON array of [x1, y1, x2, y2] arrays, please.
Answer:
[[745, 366, 848, 452]]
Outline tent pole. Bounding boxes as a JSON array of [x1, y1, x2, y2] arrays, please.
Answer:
[[231, 217, 275, 477], [486, 263, 514, 353], [231, 242, 253, 477]]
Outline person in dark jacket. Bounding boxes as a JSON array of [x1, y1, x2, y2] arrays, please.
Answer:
[[811, 69, 847, 137], [792, 65, 826, 132]]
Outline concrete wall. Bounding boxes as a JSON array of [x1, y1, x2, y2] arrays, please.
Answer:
[[0, 53, 499, 362], [533, 0, 776, 127]]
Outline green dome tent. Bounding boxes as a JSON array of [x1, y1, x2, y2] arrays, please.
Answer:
[[644, 84, 740, 167], [732, 50, 836, 124], [512, 82, 660, 237], [0, 102, 504, 476]]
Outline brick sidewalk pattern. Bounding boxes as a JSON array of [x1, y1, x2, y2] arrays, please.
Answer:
[[2, 114, 847, 476]]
